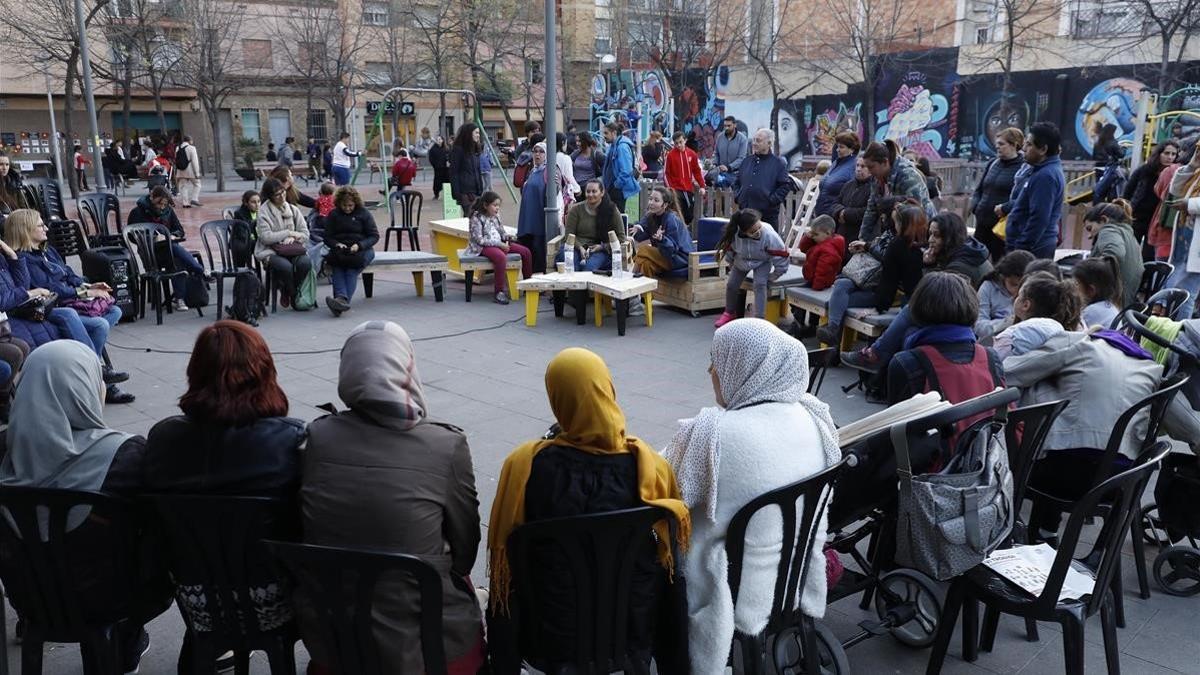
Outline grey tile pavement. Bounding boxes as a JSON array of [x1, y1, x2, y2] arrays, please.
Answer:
[[17, 177, 1200, 673]]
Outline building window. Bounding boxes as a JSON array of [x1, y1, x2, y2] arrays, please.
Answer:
[[242, 39, 273, 69], [1070, 1, 1147, 38], [595, 18, 612, 55], [975, 26, 990, 43], [594, 0, 610, 6], [673, 14, 705, 45], [241, 109, 260, 141], [362, 1, 389, 26], [364, 61, 391, 86], [526, 59, 543, 85], [307, 109, 328, 142], [299, 42, 326, 71], [630, 16, 660, 58], [415, 64, 437, 88]]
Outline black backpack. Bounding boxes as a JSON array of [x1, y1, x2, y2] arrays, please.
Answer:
[[184, 272, 210, 309], [226, 270, 266, 326], [175, 145, 191, 171], [229, 220, 255, 268]]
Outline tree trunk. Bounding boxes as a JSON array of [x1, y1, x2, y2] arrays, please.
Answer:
[[64, 55, 79, 198], [439, 91, 447, 137], [150, 73, 167, 135], [1160, 35, 1174, 94], [208, 103, 225, 192]]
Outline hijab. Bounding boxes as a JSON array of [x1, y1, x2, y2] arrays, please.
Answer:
[[0, 341, 133, 490], [663, 318, 841, 522], [338, 321, 426, 430], [487, 348, 690, 613]]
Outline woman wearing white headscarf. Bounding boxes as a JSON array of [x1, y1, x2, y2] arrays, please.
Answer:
[[663, 318, 841, 675], [0, 340, 171, 673], [299, 321, 484, 675]]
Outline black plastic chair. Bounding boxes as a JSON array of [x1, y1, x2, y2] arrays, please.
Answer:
[[506, 505, 679, 675], [1145, 288, 1191, 321], [1022, 375, 1187, 617], [46, 218, 91, 262], [806, 347, 836, 396], [122, 223, 201, 325], [148, 495, 300, 675], [724, 458, 850, 675], [385, 189, 423, 251], [76, 192, 123, 247], [264, 541, 447, 675], [1005, 399, 1072, 542], [927, 441, 1172, 675], [20, 178, 66, 223], [1138, 261, 1173, 302], [199, 219, 262, 322], [0, 486, 151, 675]]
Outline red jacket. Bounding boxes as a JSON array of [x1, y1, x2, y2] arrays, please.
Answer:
[[800, 233, 845, 291], [391, 157, 417, 186], [663, 147, 705, 192]]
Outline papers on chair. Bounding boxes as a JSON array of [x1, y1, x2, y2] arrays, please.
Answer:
[[982, 544, 1096, 602], [836, 392, 950, 448]]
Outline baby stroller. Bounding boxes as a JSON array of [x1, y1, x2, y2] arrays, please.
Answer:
[[1121, 309, 1200, 596], [821, 388, 1019, 660]]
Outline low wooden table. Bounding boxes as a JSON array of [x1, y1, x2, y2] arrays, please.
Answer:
[[516, 272, 657, 335], [428, 218, 518, 277], [361, 250, 450, 301]]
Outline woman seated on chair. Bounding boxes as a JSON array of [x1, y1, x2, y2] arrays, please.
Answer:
[[299, 321, 485, 675], [0, 341, 172, 673], [663, 318, 841, 675], [465, 191, 532, 306], [486, 348, 691, 675], [558, 179, 625, 272], [4, 209, 135, 403], [631, 186, 694, 280], [256, 178, 312, 309], [127, 185, 207, 313], [268, 165, 317, 210], [321, 186, 378, 317]]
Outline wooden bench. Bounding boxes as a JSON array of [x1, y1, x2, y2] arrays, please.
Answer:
[[739, 264, 807, 323], [843, 307, 900, 351], [651, 217, 728, 317], [427, 218, 518, 277], [360, 250, 450, 301], [516, 272, 657, 336], [460, 252, 524, 302]]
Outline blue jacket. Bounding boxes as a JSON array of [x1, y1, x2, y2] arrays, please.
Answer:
[[603, 137, 640, 200], [733, 153, 793, 225], [814, 154, 857, 217], [633, 211, 693, 277], [0, 255, 62, 347], [21, 248, 85, 300], [1006, 155, 1065, 258], [516, 165, 548, 239]]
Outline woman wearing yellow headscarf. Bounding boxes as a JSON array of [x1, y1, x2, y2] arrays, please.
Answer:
[[486, 347, 691, 674]]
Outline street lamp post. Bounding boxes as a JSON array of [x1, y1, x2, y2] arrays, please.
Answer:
[[43, 69, 65, 186], [543, 0, 559, 247]]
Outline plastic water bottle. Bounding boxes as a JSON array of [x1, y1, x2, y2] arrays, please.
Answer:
[[563, 234, 576, 276], [609, 231, 624, 278]]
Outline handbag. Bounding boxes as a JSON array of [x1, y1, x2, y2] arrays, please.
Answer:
[[63, 294, 116, 317], [892, 418, 1014, 581], [271, 242, 307, 258], [992, 215, 1008, 240], [326, 245, 367, 268], [11, 294, 56, 322], [841, 252, 882, 290]]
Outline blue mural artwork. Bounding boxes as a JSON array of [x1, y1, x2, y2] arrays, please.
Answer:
[[873, 49, 961, 159], [589, 67, 727, 158], [1075, 77, 1147, 156]]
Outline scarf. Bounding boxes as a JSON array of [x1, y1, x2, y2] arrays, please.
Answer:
[[0, 341, 132, 491], [1141, 315, 1184, 364], [903, 324, 977, 351], [487, 348, 690, 614], [1090, 329, 1154, 361], [337, 321, 426, 431], [663, 318, 841, 523]]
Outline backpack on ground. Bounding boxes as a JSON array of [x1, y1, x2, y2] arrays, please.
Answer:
[[229, 220, 255, 269], [293, 268, 317, 311], [226, 270, 266, 326], [175, 145, 191, 172], [184, 272, 209, 309]]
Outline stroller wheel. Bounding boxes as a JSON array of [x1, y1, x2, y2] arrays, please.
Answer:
[[769, 621, 850, 675], [874, 569, 944, 648], [1153, 545, 1200, 597], [1140, 504, 1171, 547]]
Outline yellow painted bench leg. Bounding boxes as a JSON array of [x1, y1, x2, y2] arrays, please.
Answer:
[[643, 292, 653, 327], [839, 327, 857, 352], [524, 290, 539, 326], [764, 299, 781, 324], [412, 271, 424, 297], [594, 293, 603, 327], [506, 268, 520, 298]]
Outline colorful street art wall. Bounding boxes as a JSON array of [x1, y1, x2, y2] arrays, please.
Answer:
[[873, 49, 961, 160], [588, 67, 727, 158]]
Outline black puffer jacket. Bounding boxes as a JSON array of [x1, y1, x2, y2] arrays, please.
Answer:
[[832, 177, 872, 242], [323, 205, 379, 250], [1122, 162, 1163, 226], [449, 146, 483, 201], [938, 237, 994, 287]]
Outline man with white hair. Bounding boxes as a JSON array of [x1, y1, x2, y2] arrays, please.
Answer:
[[733, 128, 793, 227]]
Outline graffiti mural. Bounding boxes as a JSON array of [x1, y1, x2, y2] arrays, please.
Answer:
[[874, 49, 960, 158], [1075, 77, 1147, 156], [1157, 85, 1200, 150], [804, 97, 864, 158], [588, 67, 725, 155]]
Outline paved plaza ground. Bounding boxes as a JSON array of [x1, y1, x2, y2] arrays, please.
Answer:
[[10, 172, 1199, 673]]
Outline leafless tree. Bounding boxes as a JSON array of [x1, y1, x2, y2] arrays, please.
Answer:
[[618, 0, 744, 104], [457, 0, 539, 136], [401, 0, 464, 135], [1128, 0, 1200, 93], [93, 0, 186, 136], [280, 0, 369, 137], [177, 0, 243, 191], [958, 0, 1067, 100]]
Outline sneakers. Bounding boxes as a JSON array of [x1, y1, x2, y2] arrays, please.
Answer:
[[103, 367, 130, 384], [840, 347, 881, 370], [713, 311, 736, 328], [216, 651, 236, 673], [815, 323, 841, 346], [122, 629, 150, 674], [190, 200, 203, 207], [494, 291, 510, 305], [325, 295, 350, 316], [106, 385, 136, 404], [172, 298, 189, 312], [627, 297, 646, 317]]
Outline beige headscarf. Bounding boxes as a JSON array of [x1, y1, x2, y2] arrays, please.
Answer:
[[338, 321, 427, 431]]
